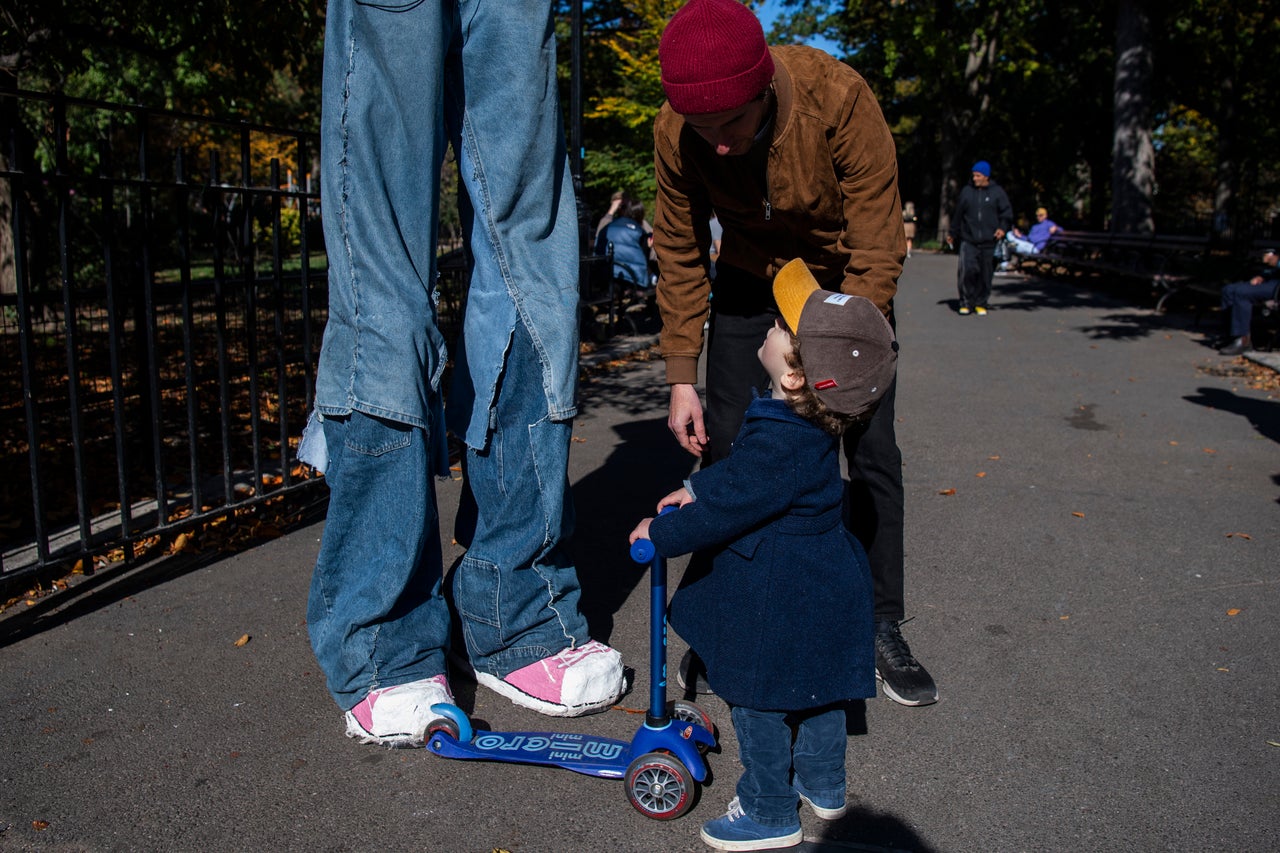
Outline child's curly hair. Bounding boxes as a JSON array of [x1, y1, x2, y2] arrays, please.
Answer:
[[780, 327, 875, 436]]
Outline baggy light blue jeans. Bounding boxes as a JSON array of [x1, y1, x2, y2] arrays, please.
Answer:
[[304, 0, 588, 710]]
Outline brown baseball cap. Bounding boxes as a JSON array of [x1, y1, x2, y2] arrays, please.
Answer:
[[772, 259, 898, 418]]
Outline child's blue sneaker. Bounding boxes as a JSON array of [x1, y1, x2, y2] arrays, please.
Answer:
[[699, 797, 802, 851], [794, 780, 848, 820]]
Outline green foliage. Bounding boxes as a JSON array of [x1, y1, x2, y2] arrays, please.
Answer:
[[1151, 106, 1216, 228], [8, 0, 1278, 242], [2, 0, 323, 125], [760, 0, 1279, 237]]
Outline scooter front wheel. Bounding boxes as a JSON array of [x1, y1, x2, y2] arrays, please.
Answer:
[[425, 716, 460, 742], [624, 752, 695, 820]]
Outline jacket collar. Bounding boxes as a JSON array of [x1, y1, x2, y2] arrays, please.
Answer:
[[768, 47, 795, 146], [747, 391, 809, 427]]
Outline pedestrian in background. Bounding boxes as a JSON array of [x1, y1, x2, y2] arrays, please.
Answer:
[[947, 161, 1012, 315]]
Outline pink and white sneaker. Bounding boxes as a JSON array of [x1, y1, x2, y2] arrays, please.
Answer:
[[476, 640, 623, 717], [344, 674, 453, 748]]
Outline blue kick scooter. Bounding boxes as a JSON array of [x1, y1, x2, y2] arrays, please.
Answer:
[[423, 520, 717, 820]]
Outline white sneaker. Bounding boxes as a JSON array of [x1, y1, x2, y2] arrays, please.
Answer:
[[344, 674, 453, 748], [475, 640, 623, 717]]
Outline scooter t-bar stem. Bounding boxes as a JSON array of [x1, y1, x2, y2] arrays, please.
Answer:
[[630, 507, 676, 727]]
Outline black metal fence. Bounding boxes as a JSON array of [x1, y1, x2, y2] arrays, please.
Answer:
[[0, 90, 467, 590]]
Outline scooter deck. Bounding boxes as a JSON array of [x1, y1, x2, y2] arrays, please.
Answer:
[[427, 727, 633, 778]]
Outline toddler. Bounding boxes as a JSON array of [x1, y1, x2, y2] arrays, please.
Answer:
[[631, 259, 897, 850]]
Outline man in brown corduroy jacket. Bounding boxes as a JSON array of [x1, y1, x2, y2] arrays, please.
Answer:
[[652, 0, 938, 734]]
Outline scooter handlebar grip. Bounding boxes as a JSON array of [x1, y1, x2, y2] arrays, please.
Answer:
[[630, 506, 676, 564], [630, 539, 655, 564]]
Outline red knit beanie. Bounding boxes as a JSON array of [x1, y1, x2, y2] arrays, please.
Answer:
[[659, 0, 775, 115]]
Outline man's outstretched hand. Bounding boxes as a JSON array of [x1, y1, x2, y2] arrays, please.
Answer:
[[668, 383, 708, 457]]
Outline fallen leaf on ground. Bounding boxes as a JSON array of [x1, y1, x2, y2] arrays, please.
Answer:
[[32, 821, 49, 831], [988, 455, 1001, 460], [170, 531, 198, 554], [976, 472, 987, 478], [571, 436, 586, 443], [1226, 532, 1252, 540], [1227, 609, 1241, 616], [1202, 448, 1216, 454], [938, 488, 956, 496], [1072, 512, 1085, 518], [1169, 440, 1179, 446], [234, 634, 251, 647]]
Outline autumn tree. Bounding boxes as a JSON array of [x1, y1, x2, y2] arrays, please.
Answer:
[[577, 0, 689, 220]]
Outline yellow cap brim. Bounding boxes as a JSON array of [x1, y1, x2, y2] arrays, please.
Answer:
[[772, 259, 819, 333]]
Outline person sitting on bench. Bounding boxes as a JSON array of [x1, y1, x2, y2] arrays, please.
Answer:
[[1219, 247, 1280, 355], [1001, 207, 1060, 266]]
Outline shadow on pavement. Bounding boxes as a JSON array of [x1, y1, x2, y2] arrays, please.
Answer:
[[571, 413, 695, 642], [1183, 385, 1280, 445], [802, 804, 940, 852]]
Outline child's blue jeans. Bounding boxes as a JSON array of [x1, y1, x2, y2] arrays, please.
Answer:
[[731, 704, 848, 827]]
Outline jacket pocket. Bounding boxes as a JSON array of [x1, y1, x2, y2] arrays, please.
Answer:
[[726, 528, 764, 561]]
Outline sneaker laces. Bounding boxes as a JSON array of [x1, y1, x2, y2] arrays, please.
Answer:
[[547, 640, 607, 669], [724, 797, 746, 822], [876, 620, 922, 670]]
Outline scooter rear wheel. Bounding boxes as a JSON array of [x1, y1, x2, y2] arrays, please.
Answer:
[[668, 699, 716, 753], [624, 752, 695, 820]]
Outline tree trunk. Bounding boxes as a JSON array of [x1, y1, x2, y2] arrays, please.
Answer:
[[1211, 75, 1237, 242], [1111, 0, 1155, 234], [936, 118, 961, 245], [937, 16, 1000, 244], [0, 69, 17, 295]]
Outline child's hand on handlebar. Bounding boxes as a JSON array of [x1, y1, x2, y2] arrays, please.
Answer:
[[629, 489, 692, 545], [629, 518, 652, 545], [657, 487, 693, 511]]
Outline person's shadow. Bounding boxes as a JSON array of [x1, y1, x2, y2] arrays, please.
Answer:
[[1183, 386, 1280, 445], [570, 416, 696, 640]]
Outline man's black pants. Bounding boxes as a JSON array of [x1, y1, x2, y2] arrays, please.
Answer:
[[700, 266, 906, 621], [957, 240, 995, 309]]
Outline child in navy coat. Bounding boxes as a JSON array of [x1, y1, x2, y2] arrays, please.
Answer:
[[631, 259, 898, 851]]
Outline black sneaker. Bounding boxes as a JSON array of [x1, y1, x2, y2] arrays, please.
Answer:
[[874, 620, 938, 706], [676, 649, 715, 696]]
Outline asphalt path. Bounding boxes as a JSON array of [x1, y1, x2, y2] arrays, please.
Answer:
[[2, 253, 1277, 852]]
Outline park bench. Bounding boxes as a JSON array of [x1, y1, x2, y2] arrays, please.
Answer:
[[579, 243, 658, 341], [1159, 238, 1280, 348], [1027, 230, 1211, 309], [580, 244, 653, 341]]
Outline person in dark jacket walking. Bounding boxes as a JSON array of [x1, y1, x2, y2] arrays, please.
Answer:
[[947, 160, 1013, 315], [630, 260, 897, 852]]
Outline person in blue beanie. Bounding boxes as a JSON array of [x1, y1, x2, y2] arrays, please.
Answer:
[[630, 259, 896, 851], [946, 160, 1012, 315]]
